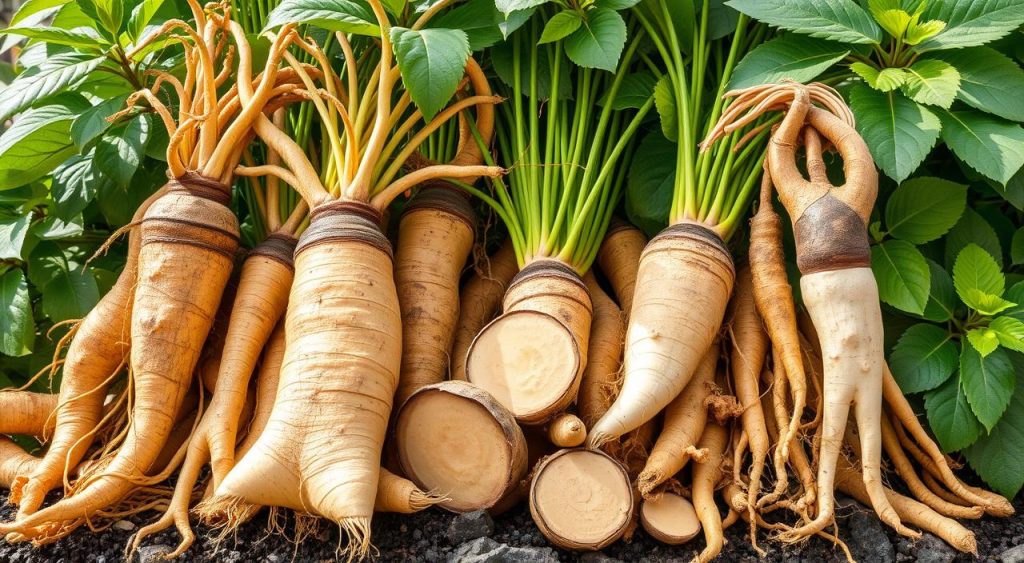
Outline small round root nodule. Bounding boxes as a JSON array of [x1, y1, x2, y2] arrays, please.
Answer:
[[547, 413, 587, 448], [530, 448, 633, 551], [467, 310, 581, 424], [641, 492, 701, 545], [396, 381, 527, 513]]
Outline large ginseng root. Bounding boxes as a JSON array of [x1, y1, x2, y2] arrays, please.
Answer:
[[588, 224, 734, 446], [396, 380, 527, 512], [215, 203, 401, 556], [640, 492, 701, 545], [692, 422, 729, 563], [0, 392, 58, 437], [467, 260, 593, 424], [595, 219, 646, 316], [394, 186, 476, 404], [1, 439, 40, 489], [451, 240, 518, 381], [530, 448, 633, 550], [577, 272, 626, 429]]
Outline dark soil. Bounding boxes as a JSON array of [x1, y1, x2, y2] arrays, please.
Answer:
[[2, 491, 1022, 562]]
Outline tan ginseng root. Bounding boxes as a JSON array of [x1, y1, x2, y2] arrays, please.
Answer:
[[0, 393, 58, 437], [577, 272, 626, 430], [595, 219, 647, 316], [692, 422, 729, 563], [393, 58, 494, 404], [396, 381, 527, 513], [705, 83, 913, 540], [636, 345, 718, 497], [530, 448, 634, 550], [1, 439, 40, 489], [374, 468, 445, 514], [450, 239, 518, 381], [546, 413, 588, 448], [0, 8, 298, 542], [467, 260, 593, 424], [12, 186, 165, 518]]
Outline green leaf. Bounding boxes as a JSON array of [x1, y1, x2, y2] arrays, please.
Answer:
[[921, 259, 956, 322], [945, 208, 1002, 268], [0, 52, 104, 123], [708, 0, 740, 40], [127, 0, 167, 41], [960, 344, 1015, 430], [850, 85, 940, 183], [264, 0, 378, 36], [729, 34, 849, 90], [884, 177, 966, 244], [498, 9, 535, 39], [932, 48, 1024, 122], [868, 0, 912, 38], [495, 0, 548, 15], [726, 0, 881, 43], [626, 131, 675, 237], [963, 290, 1016, 316], [0, 214, 32, 260], [850, 62, 907, 92], [954, 243, 1005, 302], [601, 72, 656, 110], [0, 269, 34, 357], [0, 26, 108, 50], [654, 74, 678, 142], [1012, 228, 1024, 266], [967, 327, 1000, 357], [42, 264, 98, 323], [871, 239, 931, 314], [939, 109, 1024, 185], [889, 323, 958, 393], [32, 214, 82, 240], [9, 0, 72, 28], [903, 18, 945, 45], [596, 0, 641, 8], [0, 95, 90, 191], [27, 240, 69, 288], [965, 388, 1024, 498], [564, 7, 626, 71], [51, 152, 108, 221], [900, 59, 960, 109], [70, 94, 129, 150], [990, 316, 1024, 353], [94, 115, 150, 187], [389, 27, 470, 121], [924, 375, 983, 451], [920, 0, 1024, 50], [381, 0, 406, 17], [78, 0, 123, 38], [427, 0, 502, 51], [539, 11, 582, 44]]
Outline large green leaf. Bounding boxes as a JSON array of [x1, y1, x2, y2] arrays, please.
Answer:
[[563, 7, 626, 71], [0, 214, 32, 260], [538, 11, 582, 44], [94, 114, 150, 187], [990, 316, 1024, 353], [965, 388, 1024, 497], [945, 208, 1002, 268], [50, 152, 108, 220], [653, 75, 678, 142], [924, 375, 983, 452], [264, 0, 378, 36], [70, 95, 128, 151], [0, 269, 35, 357], [871, 239, 931, 315], [889, 323, 958, 393], [27, 240, 69, 288], [0, 26, 108, 51], [726, 0, 881, 44], [41, 264, 99, 323], [939, 109, 1024, 186], [390, 27, 470, 121], [953, 243, 1006, 305], [900, 59, 960, 109], [9, 0, 73, 28], [728, 34, 848, 90], [960, 344, 1015, 431], [884, 177, 966, 244], [932, 48, 1024, 122], [601, 72, 656, 110], [0, 52, 103, 122], [427, 0, 502, 51], [78, 0, 123, 39], [921, 259, 956, 322], [626, 131, 675, 237], [849, 85, 940, 183], [127, 0, 167, 41], [0, 95, 90, 191], [920, 0, 1024, 51]]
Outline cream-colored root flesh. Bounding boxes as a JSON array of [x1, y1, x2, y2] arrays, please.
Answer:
[[530, 449, 633, 550], [547, 413, 587, 448], [640, 492, 701, 545], [794, 267, 909, 538], [396, 381, 526, 513]]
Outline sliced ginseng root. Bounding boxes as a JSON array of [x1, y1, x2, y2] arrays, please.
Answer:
[[396, 381, 527, 513], [641, 492, 702, 545], [530, 448, 633, 550]]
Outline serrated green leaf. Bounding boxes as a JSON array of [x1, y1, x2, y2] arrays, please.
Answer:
[[0, 95, 89, 191], [904, 19, 945, 45], [850, 85, 940, 183], [885, 177, 966, 244], [967, 327, 1000, 357], [0, 52, 103, 123], [960, 344, 1015, 430], [539, 11, 582, 44], [990, 316, 1024, 353], [901, 59, 960, 109], [868, 0, 912, 38], [925, 375, 983, 451], [51, 152, 108, 220], [890, 323, 958, 393], [0, 269, 34, 356], [920, 0, 1024, 51], [626, 131, 675, 237], [564, 7, 626, 71], [726, 0, 881, 44], [922, 259, 956, 322], [264, 0, 378, 36], [871, 239, 931, 314], [850, 62, 907, 92], [954, 243, 1005, 301], [729, 34, 848, 90], [0, 214, 32, 261], [964, 289, 1016, 316], [939, 109, 1024, 186], [41, 264, 98, 323], [390, 27, 470, 121], [932, 48, 1024, 123], [965, 388, 1024, 498]]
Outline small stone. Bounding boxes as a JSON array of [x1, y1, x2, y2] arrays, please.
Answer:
[[95, 557, 108, 563], [400, 524, 409, 533], [1001, 543, 1024, 563], [112, 520, 136, 531], [447, 510, 496, 544], [451, 537, 500, 560], [136, 545, 172, 563], [913, 533, 956, 563], [845, 507, 895, 563], [414, 528, 424, 540], [224, 551, 242, 563], [580, 552, 624, 563], [266, 555, 281, 563]]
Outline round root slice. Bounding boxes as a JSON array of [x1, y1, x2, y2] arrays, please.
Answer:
[[467, 310, 581, 424], [530, 448, 633, 551], [396, 381, 527, 513], [640, 492, 701, 545]]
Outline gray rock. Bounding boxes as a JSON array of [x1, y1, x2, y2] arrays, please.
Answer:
[[579, 552, 624, 563], [266, 555, 281, 563], [111, 520, 136, 532], [845, 507, 895, 563], [1002, 543, 1024, 563], [913, 533, 956, 563], [447, 510, 496, 544], [450, 537, 558, 563], [136, 545, 172, 563]]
